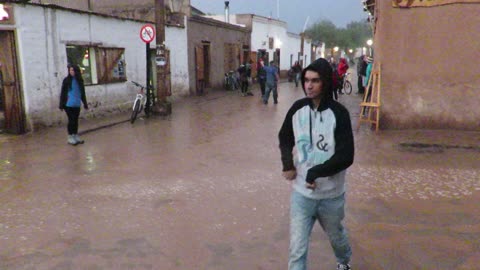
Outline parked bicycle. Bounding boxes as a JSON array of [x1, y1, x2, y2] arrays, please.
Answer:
[[224, 70, 239, 91], [342, 72, 353, 95], [130, 81, 151, 124]]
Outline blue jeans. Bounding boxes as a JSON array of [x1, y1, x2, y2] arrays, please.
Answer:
[[288, 191, 351, 270], [263, 82, 277, 103]]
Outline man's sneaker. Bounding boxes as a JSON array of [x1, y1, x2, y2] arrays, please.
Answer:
[[337, 263, 351, 270], [73, 134, 84, 144], [247, 92, 254, 96], [67, 135, 78, 145]]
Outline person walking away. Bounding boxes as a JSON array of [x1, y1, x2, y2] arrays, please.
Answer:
[[263, 61, 279, 104], [257, 58, 267, 98], [278, 58, 354, 270], [59, 64, 88, 145], [329, 58, 339, 100], [237, 62, 253, 96], [337, 58, 349, 94], [356, 55, 367, 94], [292, 61, 302, 87]]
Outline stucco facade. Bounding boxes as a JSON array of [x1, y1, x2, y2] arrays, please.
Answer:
[[373, 1, 480, 130], [3, 3, 190, 130], [12, 4, 149, 129], [235, 14, 312, 71], [187, 16, 250, 94], [164, 17, 189, 97], [207, 14, 312, 72]]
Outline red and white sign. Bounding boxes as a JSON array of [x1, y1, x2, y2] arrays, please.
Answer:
[[140, 24, 155, 43]]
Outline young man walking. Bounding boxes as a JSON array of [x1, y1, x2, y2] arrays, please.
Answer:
[[278, 58, 354, 270]]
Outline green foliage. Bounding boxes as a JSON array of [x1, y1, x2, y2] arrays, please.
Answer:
[[305, 19, 372, 51]]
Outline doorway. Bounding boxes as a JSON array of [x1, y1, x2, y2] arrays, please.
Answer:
[[195, 42, 210, 95], [0, 30, 26, 134], [274, 48, 281, 67]]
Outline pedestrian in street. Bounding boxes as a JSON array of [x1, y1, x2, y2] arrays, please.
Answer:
[[263, 61, 279, 104], [364, 56, 374, 101], [59, 64, 88, 145], [257, 58, 267, 98], [356, 55, 367, 94], [329, 58, 340, 100], [337, 58, 349, 95], [278, 58, 354, 270], [292, 61, 302, 87], [238, 62, 253, 97]]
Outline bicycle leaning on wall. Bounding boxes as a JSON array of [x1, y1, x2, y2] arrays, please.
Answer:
[[130, 81, 152, 124], [224, 70, 239, 91]]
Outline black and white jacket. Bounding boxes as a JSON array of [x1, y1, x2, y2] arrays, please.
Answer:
[[278, 97, 354, 199]]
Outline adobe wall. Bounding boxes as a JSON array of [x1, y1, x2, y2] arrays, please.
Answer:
[[375, 1, 480, 130], [187, 17, 250, 93]]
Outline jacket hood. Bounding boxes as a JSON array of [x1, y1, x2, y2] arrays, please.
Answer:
[[301, 58, 334, 107]]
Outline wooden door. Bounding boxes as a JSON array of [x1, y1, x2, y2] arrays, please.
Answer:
[[249, 51, 257, 79], [195, 46, 205, 95], [0, 31, 26, 134]]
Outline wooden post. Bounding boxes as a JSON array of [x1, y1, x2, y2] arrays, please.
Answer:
[[153, 0, 171, 115]]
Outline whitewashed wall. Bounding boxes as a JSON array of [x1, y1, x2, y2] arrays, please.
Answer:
[[14, 4, 148, 128], [285, 33, 301, 68], [251, 17, 288, 70], [207, 14, 306, 72], [165, 17, 189, 97], [303, 38, 312, 67]]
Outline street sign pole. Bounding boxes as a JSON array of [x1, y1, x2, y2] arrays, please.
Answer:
[[140, 24, 156, 116], [145, 42, 151, 115]]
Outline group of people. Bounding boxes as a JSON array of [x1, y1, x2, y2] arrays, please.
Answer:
[[257, 58, 280, 104], [356, 54, 373, 96], [328, 57, 350, 100]]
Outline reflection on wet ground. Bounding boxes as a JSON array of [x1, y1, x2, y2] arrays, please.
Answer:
[[0, 81, 479, 269]]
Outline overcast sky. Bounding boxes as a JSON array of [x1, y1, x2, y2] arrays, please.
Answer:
[[190, 0, 368, 33]]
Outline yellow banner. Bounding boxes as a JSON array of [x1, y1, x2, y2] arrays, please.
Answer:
[[393, 0, 480, 8]]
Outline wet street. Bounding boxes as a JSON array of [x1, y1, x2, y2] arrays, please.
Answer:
[[1, 80, 479, 270]]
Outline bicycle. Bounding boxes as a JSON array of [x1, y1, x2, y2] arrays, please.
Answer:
[[130, 81, 150, 124], [342, 72, 353, 95], [224, 70, 239, 91]]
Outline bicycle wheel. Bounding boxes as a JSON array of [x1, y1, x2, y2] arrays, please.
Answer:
[[130, 99, 141, 124], [344, 80, 352, 95]]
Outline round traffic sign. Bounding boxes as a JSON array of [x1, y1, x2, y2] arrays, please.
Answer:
[[140, 24, 155, 43]]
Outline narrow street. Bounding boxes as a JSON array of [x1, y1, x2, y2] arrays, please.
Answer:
[[1, 79, 479, 270]]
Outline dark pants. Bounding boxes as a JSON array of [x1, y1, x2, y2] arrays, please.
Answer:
[[259, 78, 266, 96], [357, 75, 365, 94], [241, 80, 248, 93], [65, 106, 80, 135]]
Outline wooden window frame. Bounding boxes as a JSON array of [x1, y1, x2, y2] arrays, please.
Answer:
[[66, 45, 127, 85]]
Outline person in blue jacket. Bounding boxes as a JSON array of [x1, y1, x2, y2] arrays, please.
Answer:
[[59, 64, 88, 145], [278, 58, 354, 270]]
